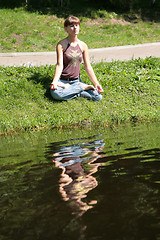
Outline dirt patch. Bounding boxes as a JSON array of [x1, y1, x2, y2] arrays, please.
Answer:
[[86, 18, 130, 26], [110, 18, 130, 25], [45, 15, 64, 24], [86, 18, 108, 26]]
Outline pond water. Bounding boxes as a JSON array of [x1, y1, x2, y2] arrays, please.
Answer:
[[0, 122, 160, 240]]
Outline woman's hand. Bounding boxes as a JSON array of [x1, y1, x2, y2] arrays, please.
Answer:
[[95, 84, 104, 93], [51, 82, 70, 90], [51, 82, 57, 90]]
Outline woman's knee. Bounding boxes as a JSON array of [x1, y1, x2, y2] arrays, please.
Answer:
[[93, 92, 102, 101], [88, 90, 103, 101], [50, 89, 63, 100]]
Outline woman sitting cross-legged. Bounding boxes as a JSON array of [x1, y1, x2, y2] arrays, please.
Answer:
[[50, 16, 103, 101]]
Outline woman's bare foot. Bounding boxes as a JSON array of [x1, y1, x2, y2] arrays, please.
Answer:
[[57, 82, 70, 89], [79, 83, 95, 91]]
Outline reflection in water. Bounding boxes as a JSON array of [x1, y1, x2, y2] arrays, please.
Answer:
[[1, 123, 160, 240], [50, 137, 105, 216]]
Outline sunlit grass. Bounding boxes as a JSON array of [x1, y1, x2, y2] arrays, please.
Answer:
[[0, 57, 159, 134], [0, 8, 160, 52]]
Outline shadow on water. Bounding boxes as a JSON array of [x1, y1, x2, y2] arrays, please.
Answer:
[[0, 122, 160, 240]]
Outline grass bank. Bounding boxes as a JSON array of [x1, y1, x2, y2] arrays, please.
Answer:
[[0, 57, 160, 135], [0, 8, 160, 52]]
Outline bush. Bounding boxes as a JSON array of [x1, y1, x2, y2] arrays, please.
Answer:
[[0, 0, 25, 8], [96, 0, 160, 10], [1, 0, 159, 11], [27, 0, 55, 9]]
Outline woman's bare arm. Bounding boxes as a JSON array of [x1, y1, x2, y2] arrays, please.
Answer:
[[82, 42, 103, 93], [51, 43, 63, 90]]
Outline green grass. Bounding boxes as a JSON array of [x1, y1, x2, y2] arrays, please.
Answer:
[[0, 8, 160, 52], [0, 8, 159, 135], [0, 57, 160, 135]]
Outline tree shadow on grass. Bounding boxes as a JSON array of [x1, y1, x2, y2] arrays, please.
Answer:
[[27, 70, 55, 102], [27, 3, 160, 22], [1, 0, 160, 22]]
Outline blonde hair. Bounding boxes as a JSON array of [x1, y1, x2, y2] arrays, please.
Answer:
[[64, 16, 80, 27]]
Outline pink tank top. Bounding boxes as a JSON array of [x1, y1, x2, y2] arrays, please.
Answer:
[[61, 43, 83, 80]]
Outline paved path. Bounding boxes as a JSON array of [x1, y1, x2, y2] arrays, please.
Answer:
[[0, 42, 160, 67]]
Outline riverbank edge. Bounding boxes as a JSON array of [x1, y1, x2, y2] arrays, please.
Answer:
[[1, 118, 160, 137]]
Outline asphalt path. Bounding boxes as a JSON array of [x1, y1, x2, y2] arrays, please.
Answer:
[[0, 42, 160, 67]]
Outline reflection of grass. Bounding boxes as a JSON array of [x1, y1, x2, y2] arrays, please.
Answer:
[[0, 8, 160, 52], [0, 57, 160, 134]]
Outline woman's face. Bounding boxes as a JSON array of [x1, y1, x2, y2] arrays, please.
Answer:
[[65, 23, 80, 36]]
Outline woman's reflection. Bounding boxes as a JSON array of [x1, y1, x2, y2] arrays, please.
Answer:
[[51, 138, 105, 216]]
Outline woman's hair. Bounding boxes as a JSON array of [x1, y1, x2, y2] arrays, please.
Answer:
[[64, 16, 80, 27]]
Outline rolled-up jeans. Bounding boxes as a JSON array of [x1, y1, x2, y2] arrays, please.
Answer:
[[50, 79, 102, 101]]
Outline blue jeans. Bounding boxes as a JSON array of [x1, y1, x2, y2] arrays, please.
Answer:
[[50, 79, 102, 101]]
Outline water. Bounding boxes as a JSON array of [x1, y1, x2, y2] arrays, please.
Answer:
[[0, 123, 160, 240]]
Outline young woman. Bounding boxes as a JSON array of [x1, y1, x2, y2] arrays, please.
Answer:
[[50, 16, 103, 101]]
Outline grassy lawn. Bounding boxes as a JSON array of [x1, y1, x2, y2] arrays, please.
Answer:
[[0, 8, 159, 135], [0, 8, 160, 52], [0, 57, 160, 135]]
